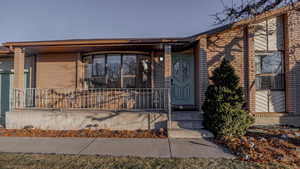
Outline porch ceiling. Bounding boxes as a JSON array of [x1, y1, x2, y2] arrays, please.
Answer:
[[20, 42, 192, 55]]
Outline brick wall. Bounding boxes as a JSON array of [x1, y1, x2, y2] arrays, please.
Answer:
[[195, 38, 209, 110], [200, 7, 300, 121], [36, 53, 77, 88], [244, 26, 256, 113], [204, 26, 258, 112], [206, 27, 245, 88], [164, 45, 172, 88], [286, 9, 300, 115]]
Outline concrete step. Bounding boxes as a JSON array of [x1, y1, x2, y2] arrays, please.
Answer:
[[170, 120, 204, 129], [171, 111, 203, 121], [168, 128, 214, 138]]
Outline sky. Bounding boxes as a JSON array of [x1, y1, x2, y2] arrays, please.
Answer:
[[0, 0, 228, 43]]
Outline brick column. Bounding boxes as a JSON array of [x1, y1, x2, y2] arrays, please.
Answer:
[[244, 26, 256, 113], [286, 10, 300, 115], [14, 48, 25, 89], [164, 44, 172, 88], [195, 37, 209, 111]]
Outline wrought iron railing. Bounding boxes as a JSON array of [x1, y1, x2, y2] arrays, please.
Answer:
[[11, 88, 171, 112]]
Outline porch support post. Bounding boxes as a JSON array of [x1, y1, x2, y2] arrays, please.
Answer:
[[14, 48, 25, 89], [245, 26, 256, 113], [164, 44, 172, 88], [150, 51, 155, 88], [195, 37, 208, 111]]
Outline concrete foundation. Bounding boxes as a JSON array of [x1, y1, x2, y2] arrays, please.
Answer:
[[254, 113, 300, 127], [6, 110, 167, 130]]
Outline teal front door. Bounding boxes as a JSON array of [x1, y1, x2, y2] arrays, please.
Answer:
[[171, 53, 195, 105], [0, 72, 29, 126], [0, 73, 13, 125]]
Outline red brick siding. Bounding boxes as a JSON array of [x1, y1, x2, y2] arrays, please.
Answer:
[[36, 53, 77, 88], [286, 9, 300, 115], [207, 28, 245, 88]]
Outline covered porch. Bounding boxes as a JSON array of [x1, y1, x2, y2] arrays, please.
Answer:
[[8, 38, 206, 112], [4, 38, 208, 131]]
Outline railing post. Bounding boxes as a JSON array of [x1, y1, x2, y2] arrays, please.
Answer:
[[168, 88, 172, 129], [10, 88, 14, 111]]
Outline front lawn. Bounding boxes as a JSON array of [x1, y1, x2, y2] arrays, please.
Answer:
[[0, 153, 287, 169]]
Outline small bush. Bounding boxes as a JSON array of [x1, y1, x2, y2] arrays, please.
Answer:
[[202, 59, 254, 137]]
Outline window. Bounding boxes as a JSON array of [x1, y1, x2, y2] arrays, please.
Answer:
[[254, 16, 285, 113], [89, 55, 106, 87], [137, 56, 151, 88], [122, 54, 137, 88], [93, 55, 105, 76], [254, 16, 285, 90], [106, 54, 121, 88], [255, 52, 284, 90], [86, 54, 150, 88], [254, 16, 284, 51]]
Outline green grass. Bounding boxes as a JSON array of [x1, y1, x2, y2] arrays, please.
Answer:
[[0, 153, 289, 169]]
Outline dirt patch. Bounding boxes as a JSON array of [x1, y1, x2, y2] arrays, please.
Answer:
[[216, 127, 300, 168], [0, 128, 167, 138]]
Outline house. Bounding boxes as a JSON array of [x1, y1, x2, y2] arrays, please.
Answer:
[[0, 3, 300, 137]]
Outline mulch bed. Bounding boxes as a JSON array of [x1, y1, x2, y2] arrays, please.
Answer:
[[0, 128, 167, 138], [216, 126, 300, 168]]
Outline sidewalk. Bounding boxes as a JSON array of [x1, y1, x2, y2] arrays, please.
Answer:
[[0, 137, 234, 158]]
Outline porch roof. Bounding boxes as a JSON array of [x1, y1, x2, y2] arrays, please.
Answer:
[[3, 37, 192, 47], [0, 46, 10, 54], [2, 37, 194, 54]]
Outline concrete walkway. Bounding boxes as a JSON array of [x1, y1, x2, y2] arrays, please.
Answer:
[[0, 137, 234, 158]]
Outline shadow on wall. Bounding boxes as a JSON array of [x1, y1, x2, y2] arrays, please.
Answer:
[[84, 111, 167, 130], [206, 28, 245, 94], [207, 31, 243, 68], [6, 110, 168, 130]]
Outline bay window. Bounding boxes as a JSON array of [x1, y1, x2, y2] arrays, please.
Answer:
[[85, 53, 151, 88], [122, 54, 137, 88], [106, 54, 121, 88]]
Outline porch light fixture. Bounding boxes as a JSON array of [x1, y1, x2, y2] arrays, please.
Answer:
[[159, 56, 164, 62]]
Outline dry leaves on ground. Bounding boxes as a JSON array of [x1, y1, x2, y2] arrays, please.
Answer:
[[216, 127, 300, 168], [0, 128, 167, 138]]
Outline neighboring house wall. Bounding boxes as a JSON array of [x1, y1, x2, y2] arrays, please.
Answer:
[[0, 56, 33, 88], [0, 56, 32, 72], [36, 53, 78, 88], [0, 57, 13, 72]]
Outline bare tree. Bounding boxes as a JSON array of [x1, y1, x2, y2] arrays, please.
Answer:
[[214, 0, 298, 24]]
